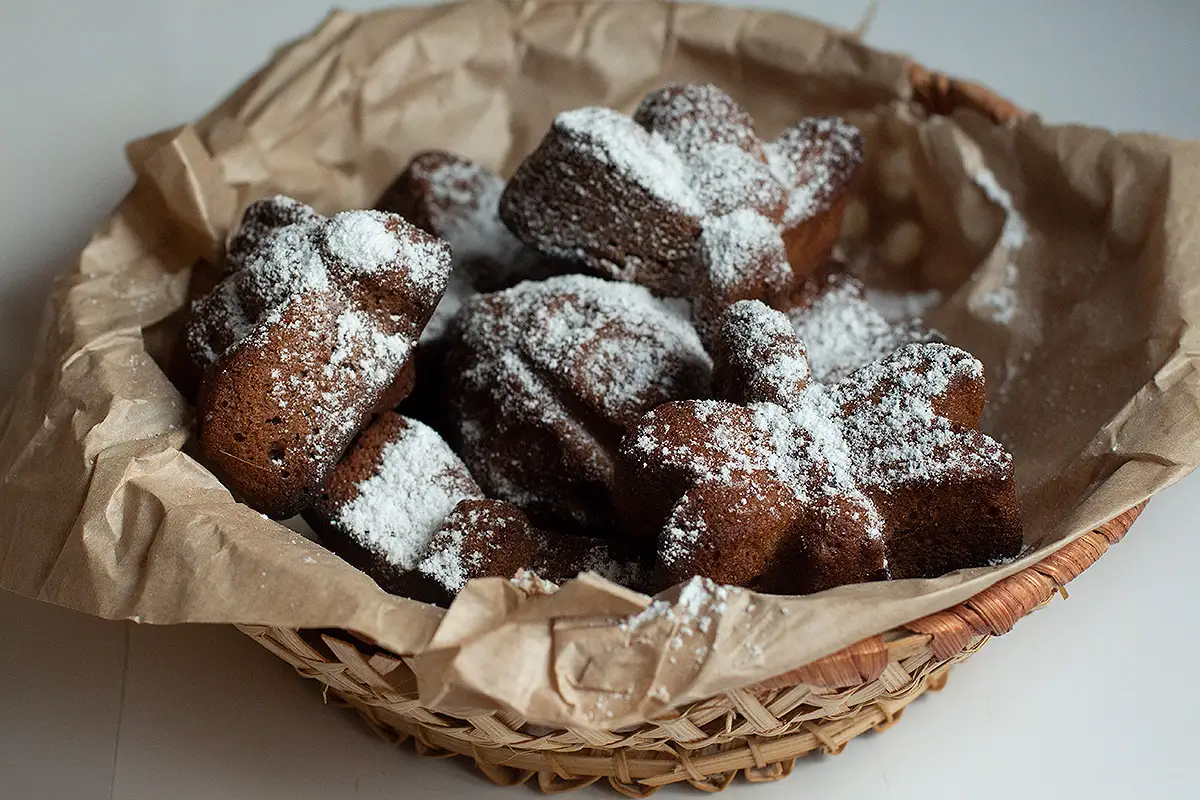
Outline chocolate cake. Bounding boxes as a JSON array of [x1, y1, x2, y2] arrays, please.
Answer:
[[305, 412, 483, 596], [499, 83, 863, 335], [617, 300, 1021, 594], [187, 197, 452, 517], [443, 274, 712, 533]]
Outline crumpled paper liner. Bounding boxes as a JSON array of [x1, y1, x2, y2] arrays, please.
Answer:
[[1, 0, 1198, 730]]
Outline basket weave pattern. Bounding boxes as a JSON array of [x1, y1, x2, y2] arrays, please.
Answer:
[[239, 506, 1142, 795], [236, 68, 1142, 794]]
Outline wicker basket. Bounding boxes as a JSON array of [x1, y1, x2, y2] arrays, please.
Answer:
[[234, 65, 1143, 795]]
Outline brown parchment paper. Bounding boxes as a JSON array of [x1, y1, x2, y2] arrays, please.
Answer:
[[2, 0, 1199, 729]]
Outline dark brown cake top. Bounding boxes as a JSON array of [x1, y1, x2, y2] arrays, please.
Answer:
[[190, 196, 451, 375], [623, 300, 1011, 575], [444, 273, 712, 531]]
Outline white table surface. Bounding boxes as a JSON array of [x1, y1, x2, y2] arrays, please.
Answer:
[[2, 2, 1198, 798]]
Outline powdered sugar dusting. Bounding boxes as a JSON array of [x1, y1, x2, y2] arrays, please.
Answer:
[[415, 503, 494, 592], [685, 143, 785, 217], [457, 274, 710, 427], [768, 116, 864, 226], [556, 107, 704, 216], [337, 419, 481, 571], [225, 195, 321, 274], [188, 197, 451, 478], [187, 198, 450, 370], [626, 333, 1011, 573], [449, 275, 711, 528], [396, 154, 549, 344], [719, 300, 810, 406], [863, 286, 944, 323], [524, 280, 710, 420], [557, 540, 649, 589], [832, 343, 1009, 487], [634, 84, 761, 161], [507, 88, 861, 322], [421, 157, 533, 283], [974, 167, 1027, 250], [698, 209, 790, 292], [618, 576, 737, 660], [324, 211, 402, 272]]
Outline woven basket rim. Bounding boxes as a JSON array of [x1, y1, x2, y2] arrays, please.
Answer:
[[238, 502, 1144, 793]]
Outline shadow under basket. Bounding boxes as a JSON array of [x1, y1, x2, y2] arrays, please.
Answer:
[[236, 66, 1136, 795]]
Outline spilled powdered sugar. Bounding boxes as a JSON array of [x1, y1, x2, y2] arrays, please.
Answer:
[[510, 569, 559, 596], [337, 419, 480, 571], [618, 576, 736, 663], [863, 286, 944, 324], [971, 166, 1028, 325], [787, 272, 938, 382]]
